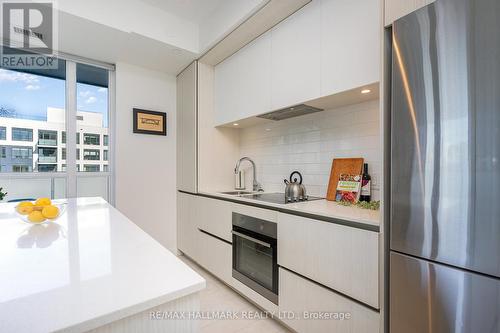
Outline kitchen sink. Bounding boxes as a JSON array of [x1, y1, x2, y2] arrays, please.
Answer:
[[219, 191, 253, 196]]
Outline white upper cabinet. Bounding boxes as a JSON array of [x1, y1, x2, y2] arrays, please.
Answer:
[[214, 0, 380, 126], [214, 32, 272, 126], [270, 1, 321, 110], [384, 0, 435, 26], [320, 0, 380, 96]]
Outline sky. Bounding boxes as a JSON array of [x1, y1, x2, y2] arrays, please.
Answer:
[[0, 68, 108, 127]]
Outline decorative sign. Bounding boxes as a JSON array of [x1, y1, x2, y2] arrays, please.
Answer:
[[133, 108, 166, 136]]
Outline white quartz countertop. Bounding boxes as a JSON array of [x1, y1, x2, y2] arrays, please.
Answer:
[[200, 191, 380, 228], [0, 197, 205, 333]]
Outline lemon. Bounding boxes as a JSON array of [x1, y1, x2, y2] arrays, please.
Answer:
[[28, 211, 46, 223], [35, 197, 52, 206], [16, 201, 34, 215], [42, 205, 59, 219]]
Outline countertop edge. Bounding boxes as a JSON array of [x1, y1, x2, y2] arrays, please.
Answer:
[[59, 279, 206, 333], [179, 190, 380, 233]]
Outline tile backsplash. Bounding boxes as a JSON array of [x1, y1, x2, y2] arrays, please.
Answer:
[[239, 100, 381, 200]]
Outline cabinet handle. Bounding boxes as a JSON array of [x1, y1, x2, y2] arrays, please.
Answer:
[[231, 230, 271, 248]]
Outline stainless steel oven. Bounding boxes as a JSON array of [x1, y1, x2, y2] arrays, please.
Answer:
[[232, 212, 278, 304]]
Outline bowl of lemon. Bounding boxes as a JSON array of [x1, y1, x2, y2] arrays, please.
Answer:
[[15, 198, 66, 224]]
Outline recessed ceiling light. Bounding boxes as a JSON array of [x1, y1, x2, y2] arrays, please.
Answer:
[[265, 128, 271, 131], [233, 123, 239, 126], [361, 89, 371, 94]]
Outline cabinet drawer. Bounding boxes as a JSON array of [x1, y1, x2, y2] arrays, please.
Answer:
[[196, 196, 232, 243], [231, 203, 277, 222], [279, 268, 379, 333], [197, 229, 232, 284], [278, 213, 379, 308]]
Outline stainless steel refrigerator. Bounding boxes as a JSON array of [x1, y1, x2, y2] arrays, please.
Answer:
[[390, 0, 500, 332]]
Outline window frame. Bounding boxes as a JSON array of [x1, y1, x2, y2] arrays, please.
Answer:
[[83, 133, 100, 145], [12, 127, 33, 142], [83, 149, 100, 160], [0, 55, 115, 204], [83, 164, 100, 172], [12, 147, 33, 160]]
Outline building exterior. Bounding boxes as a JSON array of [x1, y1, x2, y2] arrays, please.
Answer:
[[0, 107, 109, 172]]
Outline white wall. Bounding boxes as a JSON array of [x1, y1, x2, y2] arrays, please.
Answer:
[[239, 100, 381, 200], [115, 62, 177, 252]]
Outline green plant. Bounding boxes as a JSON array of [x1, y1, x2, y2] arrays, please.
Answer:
[[0, 187, 7, 201], [337, 199, 380, 210]]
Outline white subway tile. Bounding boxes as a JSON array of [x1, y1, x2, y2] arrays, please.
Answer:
[[239, 101, 381, 197]]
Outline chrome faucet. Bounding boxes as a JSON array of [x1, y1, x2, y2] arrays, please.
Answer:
[[234, 157, 263, 192]]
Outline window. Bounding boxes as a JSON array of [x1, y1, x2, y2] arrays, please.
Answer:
[[103, 150, 108, 161], [13, 165, 30, 172], [83, 164, 99, 172], [12, 147, 32, 159], [38, 130, 57, 146], [77, 63, 108, 177], [83, 133, 100, 145], [12, 128, 33, 142], [103, 165, 109, 172], [38, 147, 57, 163], [83, 149, 100, 160], [1, 62, 65, 173], [0, 57, 112, 200], [38, 164, 57, 172]]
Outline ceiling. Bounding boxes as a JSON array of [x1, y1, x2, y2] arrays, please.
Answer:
[[138, 0, 226, 23], [58, 11, 198, 74]]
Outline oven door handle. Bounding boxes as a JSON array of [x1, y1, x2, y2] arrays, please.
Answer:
[[231, 230, 271, 248]]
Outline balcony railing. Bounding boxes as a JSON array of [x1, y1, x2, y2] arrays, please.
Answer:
[[38, 139, 57, 146], [38, 156, 57, 163]]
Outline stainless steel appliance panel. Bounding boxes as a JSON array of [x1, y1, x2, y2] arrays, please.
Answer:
[[390, 252, 500, 333], [391, 0, 500, 278], [232, 213, 279, 304]]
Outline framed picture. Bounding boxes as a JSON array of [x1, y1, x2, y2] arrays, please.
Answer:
[[133, 108, 166, 136]]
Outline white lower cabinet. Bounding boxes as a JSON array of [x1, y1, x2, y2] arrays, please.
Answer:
[[279, 268, 379, 333], [177, 192, 199, 261], [278, 213, 379, 308], [196, 196, 232, 243], [197, 229, 232, 284], [178, 193, 232, 284], [179, 194, 381, 331]]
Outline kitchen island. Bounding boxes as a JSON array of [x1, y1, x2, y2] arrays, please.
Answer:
[[0, 197, 205, 333]]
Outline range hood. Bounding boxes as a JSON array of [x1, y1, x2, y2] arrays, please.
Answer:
[[257, 104, 323, 121]]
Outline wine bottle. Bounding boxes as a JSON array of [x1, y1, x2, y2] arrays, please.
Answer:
[[359, 163, 371, 202]]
